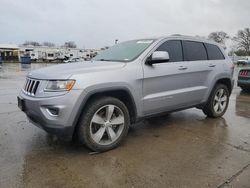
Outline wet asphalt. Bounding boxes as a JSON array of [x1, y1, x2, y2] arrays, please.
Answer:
[[0, 63, 250, 188]]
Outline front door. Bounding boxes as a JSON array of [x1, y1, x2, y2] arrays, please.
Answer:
[[142, 40, 210, 115]]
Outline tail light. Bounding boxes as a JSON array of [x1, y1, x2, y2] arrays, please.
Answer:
[[239, 70, 249, 76]]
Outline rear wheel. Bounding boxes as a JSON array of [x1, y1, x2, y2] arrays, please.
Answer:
[[77, 97, 130, 152], [203, 84, 229, 118]]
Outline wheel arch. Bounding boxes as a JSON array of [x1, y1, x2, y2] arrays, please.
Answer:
[[215, 78, 232, 94], [72, 87, 138, 138], [200, 77, 233, 109]]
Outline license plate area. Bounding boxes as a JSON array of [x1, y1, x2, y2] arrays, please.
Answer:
[[17, 97, 26, 111]]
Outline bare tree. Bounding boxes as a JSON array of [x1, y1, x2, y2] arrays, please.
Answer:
[[23, 41, 41, 46], [208, 31, 230, 44], [233, 28, 250, 55], [42, 42, 55, 47], [63, 41, 77, 48]]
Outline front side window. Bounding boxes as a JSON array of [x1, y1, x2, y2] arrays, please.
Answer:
[[183, 41, 207, 61], [93, 39, 154, 62], [205, 43, 225, 60], [156, 40, 183, 62]]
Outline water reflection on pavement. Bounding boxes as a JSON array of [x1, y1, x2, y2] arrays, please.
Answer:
[[0, 63, 250, 188]]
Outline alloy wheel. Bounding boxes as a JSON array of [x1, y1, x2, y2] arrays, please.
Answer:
[[90, 105, 125, 145], [213, 88, 228, 114]]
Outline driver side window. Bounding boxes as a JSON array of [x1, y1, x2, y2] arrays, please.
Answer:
[[156, 40, 183, 62]]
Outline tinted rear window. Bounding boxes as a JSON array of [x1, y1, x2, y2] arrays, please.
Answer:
[[205, 43, 225, 60], [183, 41, 207, 61], [156, 40, 183, 62]]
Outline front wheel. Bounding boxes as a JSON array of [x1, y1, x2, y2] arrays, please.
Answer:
[[77, 97, 130, 152], [240, 86, 250, 92], [203, 84, 230, 118]]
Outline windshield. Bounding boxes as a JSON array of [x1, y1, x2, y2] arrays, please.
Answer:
[[93, 39, 154, 62]]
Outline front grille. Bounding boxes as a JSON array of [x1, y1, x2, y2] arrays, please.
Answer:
[[23, 78, 40, 96]]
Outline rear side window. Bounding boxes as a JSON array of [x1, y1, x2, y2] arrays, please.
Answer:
[[183, 41, 207, 61], [205, 43, 225, 60], [156, 40, 183, 62]]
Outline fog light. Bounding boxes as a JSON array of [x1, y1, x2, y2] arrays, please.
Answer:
[[47, 107, 59, 116]]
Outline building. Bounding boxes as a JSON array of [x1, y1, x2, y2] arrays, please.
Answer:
[[0, 44, 19, 61], [0, 43, 103, 62]]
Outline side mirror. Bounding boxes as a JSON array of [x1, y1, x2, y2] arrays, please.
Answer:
[[146, 51, 170, 65]]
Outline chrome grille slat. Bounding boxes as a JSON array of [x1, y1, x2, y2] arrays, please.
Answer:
[[23, 78, 40, 96], [31, 80, 37, 95], [25, 79, 30, 91], [27, 80, 32, 94], [24, 78, 28, 91]]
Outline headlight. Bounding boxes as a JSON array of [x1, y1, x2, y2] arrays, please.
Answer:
[[44, 80, 75, 92]]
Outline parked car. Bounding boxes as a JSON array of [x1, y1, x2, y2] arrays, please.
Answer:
[[235, 92, 250, 118], [18, 36, 234, 152], [63, 57, 85, 63], [238, 68, 250, 91], [237, 57, 250, 66]]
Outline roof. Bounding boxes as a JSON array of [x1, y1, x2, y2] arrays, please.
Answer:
[[0, 44, 19, 49], [158, 35, 223, 46], [125, 35, 222, 47]]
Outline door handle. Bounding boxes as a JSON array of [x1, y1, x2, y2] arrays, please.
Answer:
[[208, 64, 216, 67], [178, 66, 188, 70]]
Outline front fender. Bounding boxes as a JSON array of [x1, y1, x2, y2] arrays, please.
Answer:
[[69, 84, 142, 136]]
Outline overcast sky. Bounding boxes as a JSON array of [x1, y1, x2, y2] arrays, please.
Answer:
[[0, 0, 249, 48]]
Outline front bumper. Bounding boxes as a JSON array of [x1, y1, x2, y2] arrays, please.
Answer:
[[237, 76, 250, 88], [18, 89, 85, 139], [238, 81, 250, 88]]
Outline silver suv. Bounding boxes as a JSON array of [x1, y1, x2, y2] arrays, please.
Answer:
[[18, 36, 234, 151]]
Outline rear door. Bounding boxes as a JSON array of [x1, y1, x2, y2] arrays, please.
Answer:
[[181, 40, 213, 102], [203, 42, 227, 98]]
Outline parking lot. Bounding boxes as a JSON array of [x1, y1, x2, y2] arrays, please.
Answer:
[[0, 63, 250, 188]]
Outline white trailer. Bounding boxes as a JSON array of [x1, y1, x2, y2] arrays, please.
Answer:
[[19, 45, 103, 62]]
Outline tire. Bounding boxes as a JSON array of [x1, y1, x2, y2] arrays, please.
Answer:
[[77, 97, 130, 152], [203, 84, 230, 118], [240, 86, 250, 92]]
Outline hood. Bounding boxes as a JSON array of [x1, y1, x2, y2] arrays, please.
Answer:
[[28, 61, 126, 79]]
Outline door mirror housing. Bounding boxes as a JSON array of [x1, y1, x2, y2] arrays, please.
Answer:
[[146, 51, 170, 65]]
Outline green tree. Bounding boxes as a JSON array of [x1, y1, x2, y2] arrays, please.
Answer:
[[234, 49, 249, 56]]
